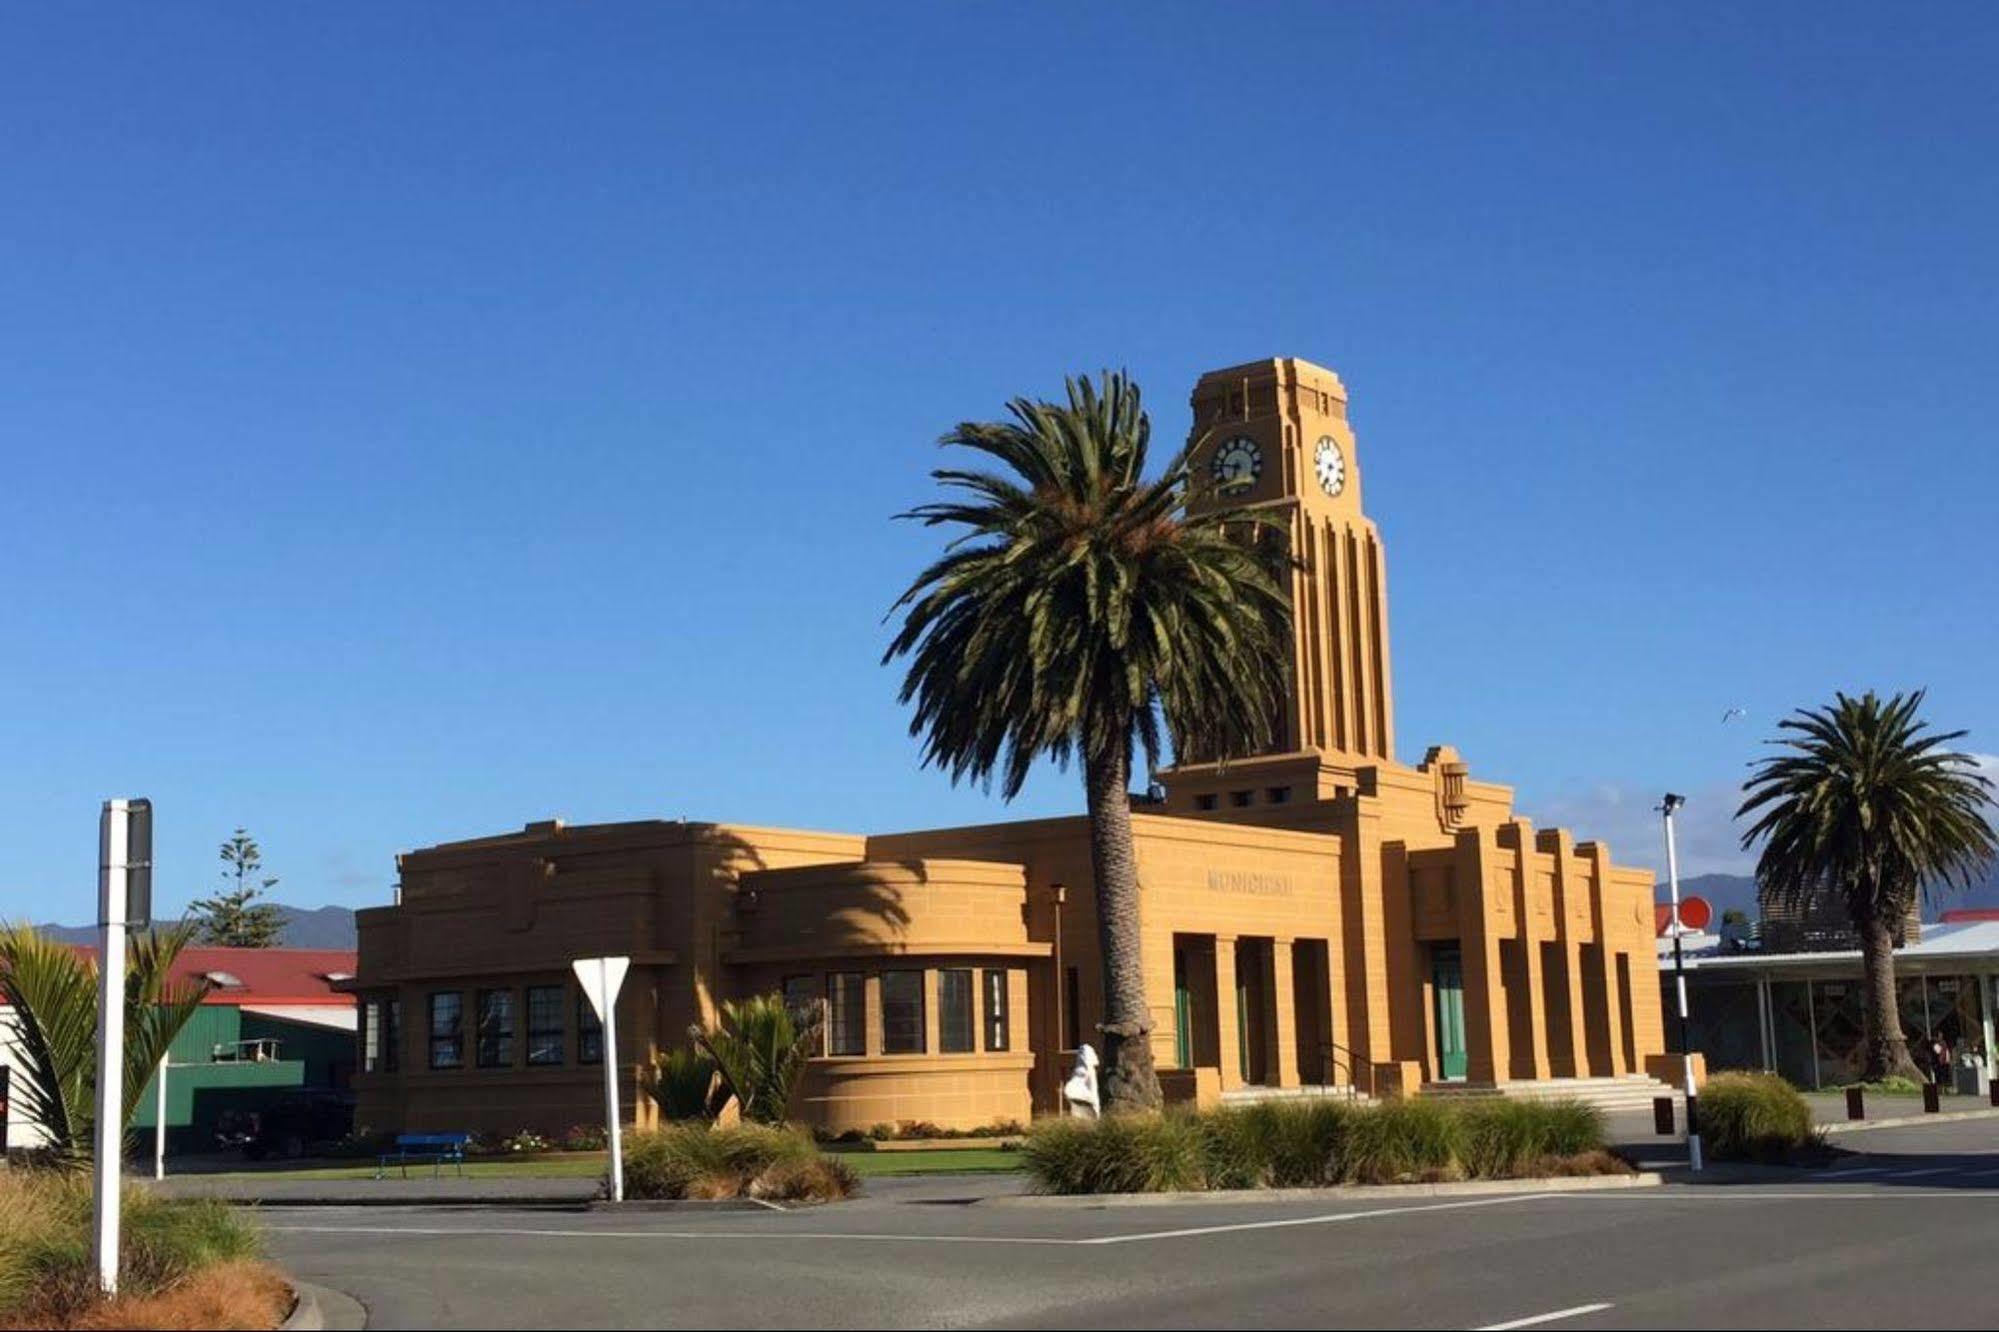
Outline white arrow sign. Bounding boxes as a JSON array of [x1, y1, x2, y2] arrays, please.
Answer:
[[571, 956, 630, 1202]]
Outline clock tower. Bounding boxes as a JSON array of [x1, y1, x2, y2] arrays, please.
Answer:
[[1162, 358, 1395, 803]]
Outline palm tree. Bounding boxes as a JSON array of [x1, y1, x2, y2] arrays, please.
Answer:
[[691, 994, 825, 1125], [0, 922, 211, 1161], [886, 371, 1292, 1113], [1738, 690, 1997, 1081]]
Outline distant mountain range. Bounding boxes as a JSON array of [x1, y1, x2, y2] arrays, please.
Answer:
[[1661, 868, 1999, 918], [35, 903, 358, 950]]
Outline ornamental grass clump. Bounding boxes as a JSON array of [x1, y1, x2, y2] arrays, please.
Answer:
[[1698, 1071, 1819, 1162], [0, 1167, 277, 1330], [1023, 1096, 1613, 1194], [621, 1122, 854, 1202], [1458, 1099, 1605, 1179]]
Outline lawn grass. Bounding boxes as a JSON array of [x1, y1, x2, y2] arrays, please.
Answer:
[[836, 1147, 1020, 1177]]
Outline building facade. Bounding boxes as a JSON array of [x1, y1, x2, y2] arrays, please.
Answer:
[[350, 357, 1671, 1137], [4, 946, 356, 1154]]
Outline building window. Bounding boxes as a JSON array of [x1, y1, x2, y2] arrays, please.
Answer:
[[827, 972, 865, 1055], [783, 974, 823, 1055], [362, 1000, 383, 1073], [1267, 786, 1292, 805], [578, 990, 603, 1065], [881, 969, 925, 1054], [1195, 794, 1218, 811], [1064, 966, 1081, 1050], [385, 998, 400, 1071], [939, 969, 974, 1053], [428, 991, 463, 1069], [477, 989, 515, 1069], [526, 985, 565, 1066], [1230, 789, 1254, 808], [983, 969, 1010, 1052]]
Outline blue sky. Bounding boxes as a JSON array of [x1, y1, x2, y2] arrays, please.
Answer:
[[4, 3, 1996, 920]]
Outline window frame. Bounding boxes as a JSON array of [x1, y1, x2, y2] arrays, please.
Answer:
[[938, 968, 975, 1054], [526, 984, 566, 1067], [983, 968, 1010, 1052], [428, 991, 464, 1070], [577, 988, 604, 1066], [476, 987, 516, 1069], [826, 972, 866, 1056], [880, 968, 926, 1055]]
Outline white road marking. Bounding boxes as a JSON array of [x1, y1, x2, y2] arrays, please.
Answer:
[[262, 1191, 1556, 1248], [1962, 1167, 1999, 1179], [1883, 1167, 1953, 1179], [1477, 1303, 1614, 1331], [1817, 1167, 1885, 1178]]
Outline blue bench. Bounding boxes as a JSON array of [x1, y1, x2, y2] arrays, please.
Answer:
[[376, 1132, 472, 1179]]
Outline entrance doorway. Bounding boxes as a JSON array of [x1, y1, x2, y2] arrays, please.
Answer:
[[1433, 944, 1468, 1081]]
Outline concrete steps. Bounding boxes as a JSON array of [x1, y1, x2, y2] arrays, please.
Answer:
[[1220, 1083, 1374, 1107], [1419, 1074, 1682, 1113]]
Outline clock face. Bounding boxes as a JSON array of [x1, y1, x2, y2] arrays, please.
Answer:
[[1314, 436, 1347, 497], [1211, 436, 1262, 489]]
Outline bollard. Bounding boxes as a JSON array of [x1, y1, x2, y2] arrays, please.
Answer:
[[1653, 1095, 1675, 1136], [1846, 1086, 1865, 1121], [1990, 1079, 1999, 1109], [1923, 1082, 1941, 1114]]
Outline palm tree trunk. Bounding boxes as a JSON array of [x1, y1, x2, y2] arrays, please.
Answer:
[[1083, 743, 1162, 1114], [1859, 912, 1919, 1082]]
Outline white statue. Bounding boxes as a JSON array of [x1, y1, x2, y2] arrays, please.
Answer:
[[1063, 1043, 1101, 1119]]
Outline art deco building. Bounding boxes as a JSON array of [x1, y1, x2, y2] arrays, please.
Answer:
[[348, 358, 1671, 1135]]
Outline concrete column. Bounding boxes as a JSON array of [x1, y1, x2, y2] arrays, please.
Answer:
[[1582, 844, 1628, 1076], [1214, 935, 1242, 1092], [1272, 939, 1299, 1088], [1502, 822, 1551, 1081], [1455, 827, 1510, 1085], [1540, 829, 1592, 1079], [1338, 795, 1392, 1066]]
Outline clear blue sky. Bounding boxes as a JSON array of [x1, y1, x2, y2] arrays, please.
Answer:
[[4, 3, 1996, 920]]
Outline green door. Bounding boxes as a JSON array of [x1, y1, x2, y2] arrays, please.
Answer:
[[1173, 947, 1192, 1068], [1433, 945, 1468, 1081]]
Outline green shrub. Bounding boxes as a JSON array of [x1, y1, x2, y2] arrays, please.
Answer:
[[1021, 1112, 1207, 1194], [1022, 1096, 1611, 1194], [0, 1167, 262, 1323], [1699, 1071, 1818, 1161], [621, 1122, 827, 1200], [644, 1046, 723, 1123], [1458, 1100, 1604, 1179]]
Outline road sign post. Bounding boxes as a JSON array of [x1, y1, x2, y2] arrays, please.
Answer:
[[572, 956, 631, 1203], [1660, 793, 1702, 1173], [93, 798, 151, 1296]]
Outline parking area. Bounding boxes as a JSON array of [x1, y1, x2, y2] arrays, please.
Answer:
[[259, 1116, 1999, 1330]]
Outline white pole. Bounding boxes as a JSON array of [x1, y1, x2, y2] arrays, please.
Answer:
[[93, 801, 130, 1296], [600, 969, 623, 1204], [154, 1058, 167, 1181], [1662, 794, 1702, 1172]]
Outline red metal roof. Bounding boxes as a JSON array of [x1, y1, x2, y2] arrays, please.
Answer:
[[40, 945, 357, 1008]]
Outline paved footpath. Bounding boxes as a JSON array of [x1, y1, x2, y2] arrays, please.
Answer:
[[256, 1115, 1999, 1330]]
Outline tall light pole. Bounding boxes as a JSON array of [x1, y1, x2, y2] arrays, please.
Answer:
[[1660, 793, 1702, 1172]]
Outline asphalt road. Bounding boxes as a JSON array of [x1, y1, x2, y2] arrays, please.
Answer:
[[259, 1116, 1999, 1330]]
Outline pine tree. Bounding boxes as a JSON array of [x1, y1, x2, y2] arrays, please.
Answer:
[[191, 828, 287, 949]]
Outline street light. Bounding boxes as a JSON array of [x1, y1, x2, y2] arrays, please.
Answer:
[[1660, 792, 1701, 1172]]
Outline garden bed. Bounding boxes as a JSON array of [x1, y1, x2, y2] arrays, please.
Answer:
[[1022, 1097, 1622, 1194], [623, 1123, 858, 1203], [0, 1169, 289, 1330]]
